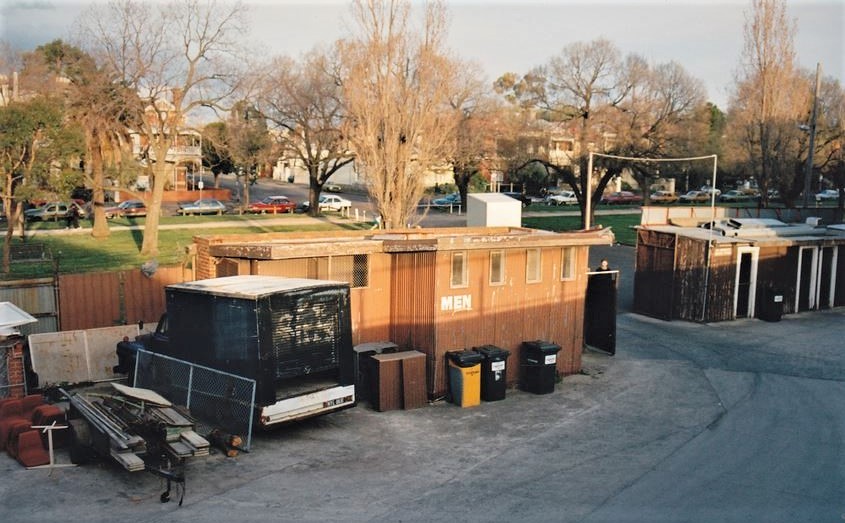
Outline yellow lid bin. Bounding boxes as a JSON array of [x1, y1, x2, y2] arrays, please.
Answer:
[[446, 350, 483, 407]]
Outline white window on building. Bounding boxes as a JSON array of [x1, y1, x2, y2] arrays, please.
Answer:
[[451, 251, 468, 288], [526, 248, 541, 283], [490, 250, 505, 285], [561, 247, 576, 280]]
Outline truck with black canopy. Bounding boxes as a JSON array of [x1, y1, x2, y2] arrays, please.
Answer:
[[116, 275, 356, 427]]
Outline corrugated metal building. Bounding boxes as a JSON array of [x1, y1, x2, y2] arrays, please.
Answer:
[[634, 219, 845, 322], [191, 227, 614, 398]]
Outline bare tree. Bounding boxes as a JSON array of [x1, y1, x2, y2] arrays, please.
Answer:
[[445, 60, 497, 208], [814, 76, 845, 220], [257, 48, 353, 216], [226, 100, 272, 209], [76, 0, 246, 257], [728, 0, 808, 206], [608, 58, 708, 200], [341, 0, 458, 229], [497, 39, 707, 225]]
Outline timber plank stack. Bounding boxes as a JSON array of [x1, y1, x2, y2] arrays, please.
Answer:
[[63, 384, 210, 472]]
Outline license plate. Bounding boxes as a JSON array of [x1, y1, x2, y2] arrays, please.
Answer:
[[324, 396, 351, 408]]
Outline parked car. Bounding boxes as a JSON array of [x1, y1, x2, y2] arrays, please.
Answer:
[[649, 191, 678, 204], [24, 201, 87, 222], [246, 195, 296, 214], [324, 183, 343, 193], [103, 200, 147, 219], [600, 191, 643, 205], [318, 194, 352, 212], [177, 198, 227, 215], [719, 190, 751, 203], [699, 186, 721, 197], [502, 191, 532, 207], [431, 193, 461, 208], [546, 190, 578, 206], [679, 190, 710, 204], [815, 189, 840, 202]]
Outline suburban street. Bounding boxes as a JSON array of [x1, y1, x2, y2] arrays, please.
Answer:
[[1, 242, 842, 522]]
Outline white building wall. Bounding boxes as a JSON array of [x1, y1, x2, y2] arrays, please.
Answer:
[[466, 193, 521, 227]]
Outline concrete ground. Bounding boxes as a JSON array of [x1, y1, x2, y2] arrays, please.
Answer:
[[1, 245, 843, 522]]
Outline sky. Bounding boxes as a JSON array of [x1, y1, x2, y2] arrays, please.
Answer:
[[0, 0, 842, 109]]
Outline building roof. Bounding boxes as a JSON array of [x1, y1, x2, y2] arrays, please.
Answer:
[[168, 275, 346, 299], [639, 219, 845, 247], [204, 226, 615, 260]]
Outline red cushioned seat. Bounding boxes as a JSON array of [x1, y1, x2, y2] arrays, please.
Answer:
[[0, 400, 26, 450], [16, 430, 50, 467], [31, 404, 64, 426], [20, 395, 44, 420], [0, 399, 21, 420], [6, 419, 33, 457]]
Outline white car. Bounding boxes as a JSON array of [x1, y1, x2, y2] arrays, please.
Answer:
[[318, 194, 352, 211], [699, 186, 721, 197], [546, 190, 578, 206], [815, 189, 839, 202]]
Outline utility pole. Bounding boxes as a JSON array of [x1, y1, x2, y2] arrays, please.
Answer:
[[802, 63, 821, 209]]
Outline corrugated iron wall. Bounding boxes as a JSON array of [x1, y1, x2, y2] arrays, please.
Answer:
[[57, 266, 186, 330], [390, 252, 436, 350], [0, 278, 57, 335], [634, 229, 676, 320]]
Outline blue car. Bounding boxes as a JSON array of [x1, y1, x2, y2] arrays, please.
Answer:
[[431, 193, 461, 207], [177, 198, 227, 215]]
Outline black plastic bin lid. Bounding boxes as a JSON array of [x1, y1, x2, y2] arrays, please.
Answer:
[[475, 345, 511, 360], [446, 349, 483, 367], [522, 340, 561, 353]]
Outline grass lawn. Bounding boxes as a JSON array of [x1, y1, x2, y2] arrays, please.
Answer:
[[2, 217, 367, 279], [522, 212, 640, 246], [6, 208, 642, 279]]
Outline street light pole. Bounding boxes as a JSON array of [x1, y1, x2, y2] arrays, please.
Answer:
[[585, 152, 593, 229], [803, 62, 821, 209]]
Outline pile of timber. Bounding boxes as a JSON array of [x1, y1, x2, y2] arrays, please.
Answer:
[[63, 384, 210, 472]]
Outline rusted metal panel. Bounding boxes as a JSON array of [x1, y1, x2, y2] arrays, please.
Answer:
[[58, 266, 185, 331], [675, 236, 708, 321], [59, 271, 122, 330], [124, 266, 184, 324], [634, 229, 676, 320], [391, 252, 436, 351]]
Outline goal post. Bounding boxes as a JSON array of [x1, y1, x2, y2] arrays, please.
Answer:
[[585, 152, 718, 229]]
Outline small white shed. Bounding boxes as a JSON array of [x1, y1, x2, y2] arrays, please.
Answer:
[[466, 193, 521, 227]]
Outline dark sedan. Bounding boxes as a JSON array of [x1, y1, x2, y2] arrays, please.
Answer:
[[104, 200, 147, 219]]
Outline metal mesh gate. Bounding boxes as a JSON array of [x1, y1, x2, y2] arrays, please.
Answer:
[[134, 349, 256, 449]]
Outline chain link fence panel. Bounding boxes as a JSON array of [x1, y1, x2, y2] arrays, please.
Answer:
[[134, 349, 255, 449]]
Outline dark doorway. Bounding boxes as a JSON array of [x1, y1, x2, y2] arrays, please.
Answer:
[[736, 252, 753, 318], [585, 271, 617, 355], [818, 247, 834, 309], [797, 248, 814, 312]]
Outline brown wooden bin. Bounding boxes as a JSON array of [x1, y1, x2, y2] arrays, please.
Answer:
[[370, 351, 427, 412]]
